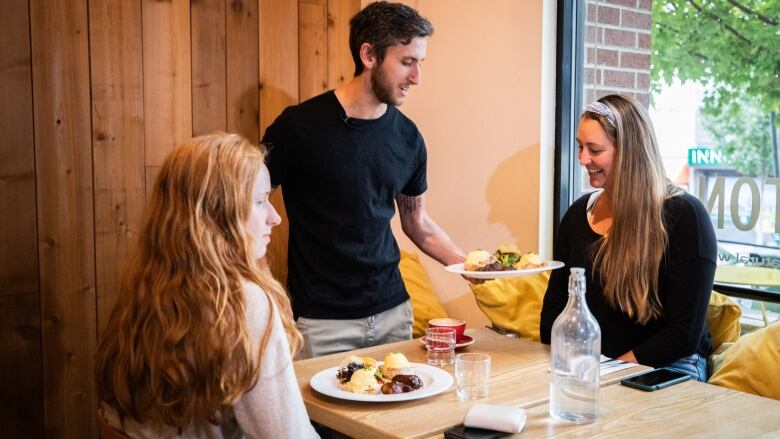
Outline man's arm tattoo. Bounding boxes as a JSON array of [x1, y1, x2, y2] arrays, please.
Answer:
[[397, 194, 422, 215]]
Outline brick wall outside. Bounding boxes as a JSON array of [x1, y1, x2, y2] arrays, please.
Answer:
[[584, 0, 652, 108]]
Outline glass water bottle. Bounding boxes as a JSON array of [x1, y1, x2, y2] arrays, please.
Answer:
[[549, 267, 601, 423]]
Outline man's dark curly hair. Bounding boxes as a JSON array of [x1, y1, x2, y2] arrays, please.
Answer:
[[349, 1, 433, 76]]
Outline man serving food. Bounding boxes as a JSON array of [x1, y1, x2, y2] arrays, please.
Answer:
[[262, 1, 465, 358]]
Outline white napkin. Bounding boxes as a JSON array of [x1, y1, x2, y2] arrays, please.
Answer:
[[464, 404, 527, 433]]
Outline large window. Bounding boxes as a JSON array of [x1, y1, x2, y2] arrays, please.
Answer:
[[557, 0, 780, 326]]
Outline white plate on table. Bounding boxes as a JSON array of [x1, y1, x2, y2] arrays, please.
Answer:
[[309, 362, 453, 402], [445, 260, 564, 279]]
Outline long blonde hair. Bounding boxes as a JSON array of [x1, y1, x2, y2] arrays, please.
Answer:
[[586, 95, 682, 324], [95, 133, 301, 429]]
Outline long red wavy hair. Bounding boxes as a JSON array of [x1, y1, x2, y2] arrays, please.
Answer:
[[95, 133, 300, 429]]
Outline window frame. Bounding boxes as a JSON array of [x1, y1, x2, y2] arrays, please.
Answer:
[[553, 0, 584, 242]]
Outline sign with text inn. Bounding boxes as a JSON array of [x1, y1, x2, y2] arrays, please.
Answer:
[[688, 148, 724, 167]]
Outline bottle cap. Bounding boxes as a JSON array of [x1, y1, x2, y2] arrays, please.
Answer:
[[570, 267, 585, 275]]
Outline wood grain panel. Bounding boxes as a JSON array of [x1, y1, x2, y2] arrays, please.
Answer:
[[299, 1, 328, 101], [0, 294, 43, 438], [145, 166, 161, 204], [89, 0, 146, 335], [0, 0, 38, 299], [30, 0, 97, 436], [259, 0, 299, 132], [142, 0, 192, 170], [260, 0, 299, 285], [327, 0, 360, 89], [192, 0, 227, 135], [0, 1, 41, 436], [226, 0, 260, 143]]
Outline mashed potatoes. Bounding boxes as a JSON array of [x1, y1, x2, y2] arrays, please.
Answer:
[[464, 249, 494, 271], [343, 366, 382, 394], [516, 252, 545, 269], [380, 352, 415, 379]]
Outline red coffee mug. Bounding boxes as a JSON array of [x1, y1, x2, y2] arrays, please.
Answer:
[[428, 318, 466, 343]]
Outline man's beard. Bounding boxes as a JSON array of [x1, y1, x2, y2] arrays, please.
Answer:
[[371, 64, 399, 106]]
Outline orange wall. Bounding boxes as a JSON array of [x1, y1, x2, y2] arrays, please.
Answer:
[[390, 0, 549, 327]]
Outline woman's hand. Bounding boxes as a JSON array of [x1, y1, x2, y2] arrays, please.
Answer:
[[617, 351, 638, 363]]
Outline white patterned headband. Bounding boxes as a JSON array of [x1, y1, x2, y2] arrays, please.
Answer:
[[584, 101, 617, 127]]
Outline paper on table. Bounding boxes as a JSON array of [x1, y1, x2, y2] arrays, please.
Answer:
[[547, 355, 640, 376], [599, 355, 639, 376]]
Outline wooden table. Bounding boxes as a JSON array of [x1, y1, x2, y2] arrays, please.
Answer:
[[517, 380, 780, 438], [293, 328, 646, 439]]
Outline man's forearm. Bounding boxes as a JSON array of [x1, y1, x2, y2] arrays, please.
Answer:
[[396, 193, 464, 266], [403, 216, 464, 266]]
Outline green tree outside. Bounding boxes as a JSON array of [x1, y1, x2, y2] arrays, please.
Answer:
[[651, 0, 779, 176]]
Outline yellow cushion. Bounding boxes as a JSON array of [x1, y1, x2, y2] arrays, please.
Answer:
[[708, 322, 780, 400], [399, 250, 448, 338], [707, 291, 742, 352], [468, 272, 550, 342], [467, 277, 739, 347]]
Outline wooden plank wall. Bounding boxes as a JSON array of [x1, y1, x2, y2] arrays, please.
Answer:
[[226, 0, 260, 143], [30, 0, 97, 437], [0, 0, 359, 437], [0, 0, 41, 436], [142, 0, 193, 198], [89, 0, 146, 336]]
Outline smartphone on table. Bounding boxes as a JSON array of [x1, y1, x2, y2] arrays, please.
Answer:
[[444, 426, 511, 439], [620, 368, 691, 391]]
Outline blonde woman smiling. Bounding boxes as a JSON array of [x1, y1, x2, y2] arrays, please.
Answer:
[[95, 133, 318, 437], [540, 95, 717, 381]]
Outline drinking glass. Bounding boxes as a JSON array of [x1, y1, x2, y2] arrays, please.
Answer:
[[428, 318, 466, 343], [455, 353, 491, 399], [425, 327, 456, 366]]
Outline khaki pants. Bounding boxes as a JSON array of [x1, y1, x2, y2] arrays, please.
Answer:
[[295, 300, 413, 359]]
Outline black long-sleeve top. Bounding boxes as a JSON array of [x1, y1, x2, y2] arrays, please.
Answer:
[[540, 192, 717, 367]]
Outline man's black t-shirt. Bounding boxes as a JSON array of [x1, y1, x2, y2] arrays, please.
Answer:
[[262, 91, 427, 319]]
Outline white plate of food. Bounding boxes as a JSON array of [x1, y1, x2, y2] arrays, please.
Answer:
[[309, 362, 453, 402], [445, 260, 564, 279], [448, 247, 564, 279]]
